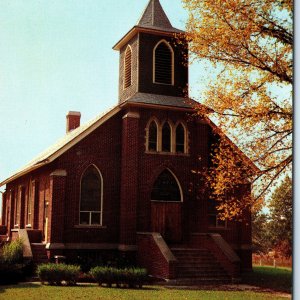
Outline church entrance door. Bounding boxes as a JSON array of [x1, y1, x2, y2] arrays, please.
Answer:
[[150, 169, 183, 244], [151, 202, 182, 243]]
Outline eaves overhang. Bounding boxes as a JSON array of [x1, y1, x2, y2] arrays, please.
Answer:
[[0, 105, 122, 187], [113, 26, 185, 51]]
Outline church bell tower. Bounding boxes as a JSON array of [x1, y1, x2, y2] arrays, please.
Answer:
[[113, 0, 189, 105]]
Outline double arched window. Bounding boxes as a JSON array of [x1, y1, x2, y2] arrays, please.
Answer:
[[153, 40, 174, 85], [80, 165, 103, 226], [146, 119, 188, 154], [124, 45, 132, 89]]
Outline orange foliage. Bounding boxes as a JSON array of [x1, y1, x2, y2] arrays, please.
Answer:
[[183, 0, 292, 218]]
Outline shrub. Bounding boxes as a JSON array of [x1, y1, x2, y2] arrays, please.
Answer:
[[126, 268, 148, 288], [0, 263, 24, 285], [0, 239, 25, 285], [90, 266, 148, 288], [1, 238, 23, 264], [37, 263, 80, 286]]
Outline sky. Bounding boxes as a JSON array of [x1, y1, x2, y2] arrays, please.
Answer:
[[0, 0, 209, 191]]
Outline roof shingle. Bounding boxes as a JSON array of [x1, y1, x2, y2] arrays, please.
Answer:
[[137, 0, 184, 34]]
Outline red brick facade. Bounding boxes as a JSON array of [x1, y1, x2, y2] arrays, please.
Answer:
[[1, 105, 252, 273], [0, 0, 253, 280]]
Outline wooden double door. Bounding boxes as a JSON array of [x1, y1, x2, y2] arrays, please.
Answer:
[[151, 201, 182, 244]]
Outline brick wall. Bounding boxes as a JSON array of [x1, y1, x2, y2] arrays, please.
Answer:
[[119, 35, 139, 103], [53, 111, 123, 244], [119, 111, 140, 246], [2, 104, 252, 269]]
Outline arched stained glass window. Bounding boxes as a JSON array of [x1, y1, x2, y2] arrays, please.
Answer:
[[148, 121, 158, 151], [124, 46, 132, 88], [176, 123, 185, 153], [151, 170, 181, 202], [80, 165, 102, 225], [162, 122, 171, 152], [154, 41, 173, 85]]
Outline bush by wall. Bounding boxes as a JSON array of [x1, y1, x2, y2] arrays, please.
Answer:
[[1, 238, 23, 264], [90, 266, 148, 288], [37, 263, 80, 286], [0, 238, 26, 285]]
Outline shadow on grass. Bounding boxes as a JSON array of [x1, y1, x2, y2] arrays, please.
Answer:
[[0, 282, 41, 294], [0, 282, 160, 293], [241, 266, 292, 293]]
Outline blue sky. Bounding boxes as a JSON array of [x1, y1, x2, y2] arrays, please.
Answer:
[[0, 1, 205, 183], [0, 0, 212, 211]]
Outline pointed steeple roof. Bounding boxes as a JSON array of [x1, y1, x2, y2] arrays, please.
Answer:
[[137, 0, 183, 33], [113, 0, 184, 50]]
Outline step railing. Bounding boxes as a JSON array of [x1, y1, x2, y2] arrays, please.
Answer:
[[18, 229, 33, 261], [190, 233, 241, 281], [137, 232, 177, 279]]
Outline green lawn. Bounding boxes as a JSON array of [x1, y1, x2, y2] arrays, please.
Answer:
[[0, 283, 289, 300], [242, 266, 292, 293], [0, 266, 292, 300]]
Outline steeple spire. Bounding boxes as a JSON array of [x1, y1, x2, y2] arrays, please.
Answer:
[[137, 0, 173, 30]]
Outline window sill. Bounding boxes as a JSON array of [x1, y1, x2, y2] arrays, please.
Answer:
[[145, 151, 189, 157], [74, 225, 107, 229]]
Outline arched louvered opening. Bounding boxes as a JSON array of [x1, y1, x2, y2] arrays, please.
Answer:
[[162, 122, 171, 152], [80, 165, 103, 226], [148, 121, 158, 151], [124, 46, 132, 89], [176, 123, 185, 153], [151, 169, 182, 202], [154, 41, 173, 85]]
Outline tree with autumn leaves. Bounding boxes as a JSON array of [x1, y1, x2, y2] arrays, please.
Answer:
[[252, 176, 292, 257], [183, 0, 292, 218]]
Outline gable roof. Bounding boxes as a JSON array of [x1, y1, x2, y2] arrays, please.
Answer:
[[0, 105, 121, 187], [0, 98, 258, 187]]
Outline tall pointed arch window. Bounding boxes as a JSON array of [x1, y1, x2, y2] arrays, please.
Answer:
[[148, 121, 158, 151], [151, 169, 182, 202], [176, 123, 185, 153], [124, 46, 132, 89], [154, 41, 173, 85], [80, 165, 103, 226], [162, 122, 171, 152]]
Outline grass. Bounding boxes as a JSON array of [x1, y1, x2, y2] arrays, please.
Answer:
[[242, 266, 292, 293], [0, 283, 289, 300], [0, 266, 292, 299]]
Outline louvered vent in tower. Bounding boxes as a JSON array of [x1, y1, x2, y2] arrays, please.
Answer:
[[124, 46, 132, 88], [154, 41, 173, 85]]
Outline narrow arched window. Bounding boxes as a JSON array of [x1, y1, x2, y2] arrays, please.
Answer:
[[162, 122, 171, 152], [124, 46, 132, 88], [80, 165, 102, 226], [154, 41, 173, 85], [151, 170, 181, 202], [176, 123, 185, 153], [148, 121, 158, 151]]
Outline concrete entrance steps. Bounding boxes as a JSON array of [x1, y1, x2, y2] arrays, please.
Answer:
[[31, 243, 48, 264], [171, 248, 231, 283]]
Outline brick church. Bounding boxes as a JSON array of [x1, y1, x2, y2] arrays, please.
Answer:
[[0, 0, 255, 281]]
